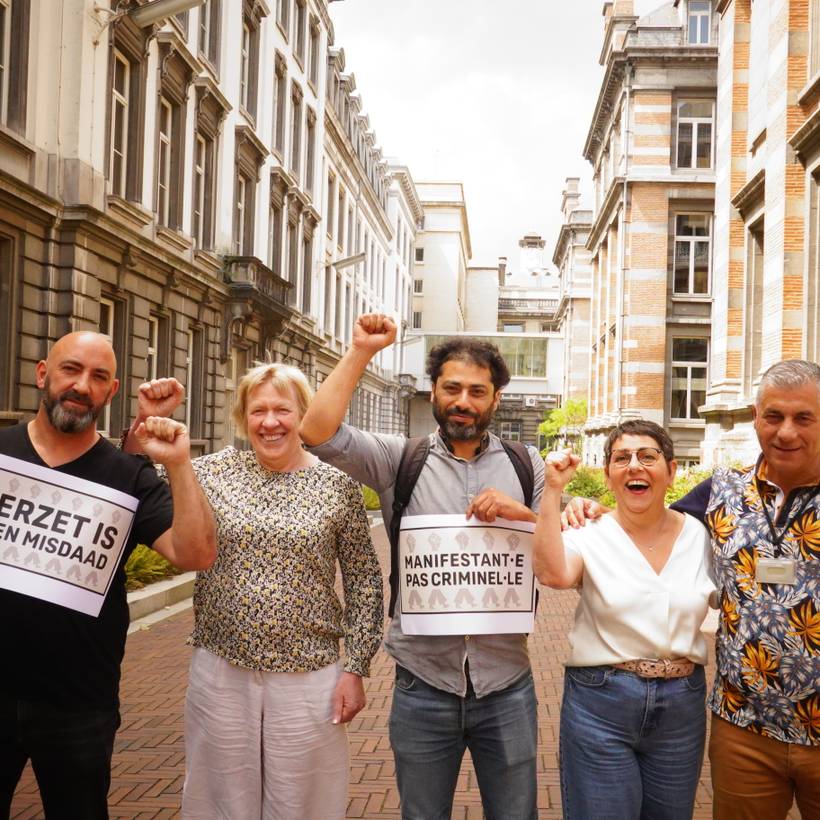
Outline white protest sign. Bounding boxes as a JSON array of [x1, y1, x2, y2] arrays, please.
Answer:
[[0, 454, 137, 617], [399, 514, 536, 635]]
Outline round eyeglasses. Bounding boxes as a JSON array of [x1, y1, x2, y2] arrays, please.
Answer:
[[609, 447, 664, 468]]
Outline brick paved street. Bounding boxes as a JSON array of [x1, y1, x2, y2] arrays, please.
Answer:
[[9, 522, 795, 818]]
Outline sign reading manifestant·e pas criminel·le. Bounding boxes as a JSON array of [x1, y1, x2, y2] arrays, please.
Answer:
[[399, 514, 536, 635], [0, 454, 137, 617]]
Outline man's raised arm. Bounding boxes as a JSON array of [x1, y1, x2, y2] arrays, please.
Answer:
[[300, 314, 397, 446]]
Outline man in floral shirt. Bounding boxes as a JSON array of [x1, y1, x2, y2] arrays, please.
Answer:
[[670, 360, 820, 819]]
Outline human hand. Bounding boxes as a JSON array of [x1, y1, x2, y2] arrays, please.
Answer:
[[352, 314, 397, 355], [137, 378, 184, 420], [561, 496, 605, 530], [466, 488, 534, 523], [331, 672, 366, 724], [134, 417, 190, 467], [544, 447, 581, 492]]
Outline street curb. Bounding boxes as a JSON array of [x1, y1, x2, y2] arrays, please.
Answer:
[[127, 571, 196, 622]]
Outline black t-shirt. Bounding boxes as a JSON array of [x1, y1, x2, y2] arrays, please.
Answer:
[[0, 424, 173, 708]]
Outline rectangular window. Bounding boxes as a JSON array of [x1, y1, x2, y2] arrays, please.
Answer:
[[240, 22, 250, 111], [670, 338, 708, 420], [288, 220, 298, 294], [110, 50, 130, 197], [305, 110, 315, 193], [324, 264, 333, 332], [146, 315, 159, 381], [308, 17, 320, 88], [184, 327, 205, 438], [503, 323, 525, 333], [413, 278, 423, 294], [0, 0, 28, 133], [198, 0, 220, 66], [412, 311, 422, 329], [295, 0, 306, 63], [268, 202, 283, 274], [234, 174, 248, 254], [499, 421, 522, 442], [347, 208, 354, 255], [687, 1, 711, 45], [326, 173, 335, 239], [335, 273, 343, 339], [676, 100, 713, 169], [274, 57, 287, 154], [337, 187, 345, 250], [673, 214, 711, 294], [98, 297, 126, 437], [415, 246, 425, 263], [290, 83, 302, 177], [192, 133, 215, 249], [277, 0, 290, 37], [302, 234, 312, 312], [157, 98, 173, 226]]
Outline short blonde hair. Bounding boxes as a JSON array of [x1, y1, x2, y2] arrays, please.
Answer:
[[232, 362, 313, 439]]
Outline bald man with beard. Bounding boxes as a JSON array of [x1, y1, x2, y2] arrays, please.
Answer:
[[0, 332, 216, 819]]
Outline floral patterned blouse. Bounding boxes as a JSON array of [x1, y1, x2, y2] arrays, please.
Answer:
[[185, 447, 383, 677], [677, 459, 819, 746]]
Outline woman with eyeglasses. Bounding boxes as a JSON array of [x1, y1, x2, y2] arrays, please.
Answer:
[[533, 419, 716, 820]]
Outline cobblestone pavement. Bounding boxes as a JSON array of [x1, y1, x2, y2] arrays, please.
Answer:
[[10, 523, 799, 818]]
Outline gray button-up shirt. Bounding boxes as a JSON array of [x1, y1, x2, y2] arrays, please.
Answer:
[[308, 423, 544, 698]]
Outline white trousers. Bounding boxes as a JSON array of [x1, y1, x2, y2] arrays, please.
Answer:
[[182, 647, 349, 820]]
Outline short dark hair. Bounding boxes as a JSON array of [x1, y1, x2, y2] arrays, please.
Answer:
[[603, 419, 674, 465], [426, 338, 511, 392]]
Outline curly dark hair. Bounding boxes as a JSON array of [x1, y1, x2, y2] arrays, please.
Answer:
[[426, 338, 510, 392], [603, 419, 674, 464]]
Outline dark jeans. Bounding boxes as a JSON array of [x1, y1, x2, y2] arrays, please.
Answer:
[[0, 692, 119, 819], [388, 665, 538, 820]]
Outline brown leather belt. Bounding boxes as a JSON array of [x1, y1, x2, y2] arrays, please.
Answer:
[[612, 659, 695, 679]]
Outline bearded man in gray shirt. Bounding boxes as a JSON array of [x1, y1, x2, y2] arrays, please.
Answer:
[[300, 314, 543, 820]]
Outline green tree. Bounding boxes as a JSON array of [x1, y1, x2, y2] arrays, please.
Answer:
[[539, 398, 587, 454]]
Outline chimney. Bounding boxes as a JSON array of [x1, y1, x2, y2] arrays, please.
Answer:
[[561, 177, 581, 219], [497, 257, 507, 286]]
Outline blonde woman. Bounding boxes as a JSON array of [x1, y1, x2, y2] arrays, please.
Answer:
[[130, 365, 383, 819]]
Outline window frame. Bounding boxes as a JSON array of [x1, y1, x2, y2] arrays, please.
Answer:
[[672, 213, 712, 295], [109, 48, 130, 198], [676, 99, 714, 170], [687, 1, 711, 46], [669, 337, 709, 421]]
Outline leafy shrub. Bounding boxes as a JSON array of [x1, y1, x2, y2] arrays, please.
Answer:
[[665, 466, 712, 505], [361, 485, 381, 511], [565, 466, 615, 508], [124, 544, 181, 591]]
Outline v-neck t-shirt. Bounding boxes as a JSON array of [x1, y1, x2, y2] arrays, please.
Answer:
[[561, 513, 715, 667]]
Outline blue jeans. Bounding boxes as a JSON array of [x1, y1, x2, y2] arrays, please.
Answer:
[[560, 665, 707, 820], [388, 665, 538, 820], [0, 692, 119, 819]]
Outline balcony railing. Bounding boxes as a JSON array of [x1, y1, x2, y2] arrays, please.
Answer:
[[497, 298, 559, 314], [224, 256, 292, 307]]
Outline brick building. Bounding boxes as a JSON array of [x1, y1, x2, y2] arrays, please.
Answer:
[[582, 0, 717, 466], [701, 0, 820, 465]]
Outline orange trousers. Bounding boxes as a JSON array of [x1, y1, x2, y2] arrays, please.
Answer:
[[709, 715, 820, 820]]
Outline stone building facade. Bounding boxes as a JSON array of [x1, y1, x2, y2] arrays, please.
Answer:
[[0, 0, 417, 449], [582, 0, 717, 467], [552, 177, 593, 406], [700, 0, 820, 465]]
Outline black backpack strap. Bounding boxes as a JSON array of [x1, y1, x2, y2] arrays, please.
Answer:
[[388, 436, 431, 617], [500, 440, 534, 509]]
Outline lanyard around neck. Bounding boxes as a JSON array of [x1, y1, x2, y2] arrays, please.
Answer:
[[756, 478, 817, 554]]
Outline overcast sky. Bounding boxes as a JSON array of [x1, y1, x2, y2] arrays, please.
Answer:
[[330, 0, 661, 272]]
